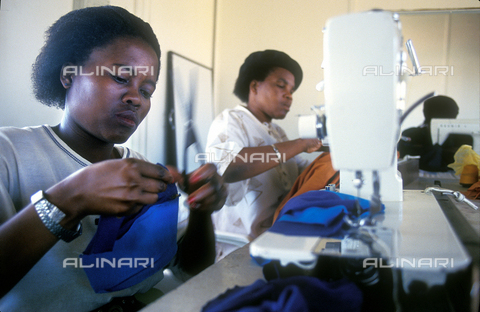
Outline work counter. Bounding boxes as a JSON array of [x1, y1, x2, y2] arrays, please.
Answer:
[[141, 244, 262, 312], [142, 174, 480, 311]]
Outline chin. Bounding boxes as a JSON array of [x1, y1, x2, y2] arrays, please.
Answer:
[[111, 131, 134, 144]]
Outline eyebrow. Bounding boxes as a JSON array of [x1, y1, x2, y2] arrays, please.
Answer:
[[145, 80, 157, 89]]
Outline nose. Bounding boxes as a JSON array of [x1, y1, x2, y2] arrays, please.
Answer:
[[122, 86, 142, 108], [285, 88, 293, 100]]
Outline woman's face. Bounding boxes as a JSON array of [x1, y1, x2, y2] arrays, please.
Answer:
[[61, 37, 159, 144], [249, 67, 296, 123]]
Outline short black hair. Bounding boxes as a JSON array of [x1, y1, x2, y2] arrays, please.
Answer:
[[31, 5, 161, 109], [233, 50, 303, 103]]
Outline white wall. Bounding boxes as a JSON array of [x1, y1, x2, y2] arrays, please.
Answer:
[[351, 0, 480, 11], [0, 0, 70, 127]]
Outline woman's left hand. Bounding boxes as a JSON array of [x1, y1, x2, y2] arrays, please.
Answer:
[[167, 163, 227, 214]]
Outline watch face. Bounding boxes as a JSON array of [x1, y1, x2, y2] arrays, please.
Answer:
[[47, 207, 66, 223]]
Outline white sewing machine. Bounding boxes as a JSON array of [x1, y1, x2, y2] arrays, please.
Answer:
[[431, 118, 480, 155], [250, 10, 471, 298]]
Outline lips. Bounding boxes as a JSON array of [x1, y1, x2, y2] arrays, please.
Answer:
[[115, 110, 138, 128]]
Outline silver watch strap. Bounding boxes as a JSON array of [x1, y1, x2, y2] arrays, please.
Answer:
[[271, 144, 283, 164], [31, 191, 82, 243]]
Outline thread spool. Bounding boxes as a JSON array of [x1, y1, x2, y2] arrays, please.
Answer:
[[298, 115, 319, 139], [459, 164, 479, 187]]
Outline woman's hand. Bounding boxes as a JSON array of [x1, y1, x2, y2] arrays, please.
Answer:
[[46, 158, 174, 222], [168, 163, 227, 214], [302, 138, 323, 153]]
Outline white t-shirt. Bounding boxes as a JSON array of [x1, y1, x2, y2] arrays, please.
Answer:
[[206, 105, 309, 244], [0, 125, 167, 311]]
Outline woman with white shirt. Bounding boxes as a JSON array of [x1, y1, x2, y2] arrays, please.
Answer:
[[206, 50, 322, 259]]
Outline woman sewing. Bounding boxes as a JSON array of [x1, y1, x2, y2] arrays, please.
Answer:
[[206, 50, 337, 260], [0, 6, 226, 311]]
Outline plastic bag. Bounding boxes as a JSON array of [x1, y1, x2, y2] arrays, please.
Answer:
[[447, 145, 480, 175]]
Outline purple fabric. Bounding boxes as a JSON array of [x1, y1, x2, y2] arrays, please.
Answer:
[[83, 182, 178, 255], [201, 276, 363, 312], [81, 181, 179, 293]]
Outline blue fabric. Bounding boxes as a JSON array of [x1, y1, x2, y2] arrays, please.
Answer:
[[269, 190, 383, 237], [201, 276, 363, 312], [81, 182, 179, 293], [278, 206, 345, 225]]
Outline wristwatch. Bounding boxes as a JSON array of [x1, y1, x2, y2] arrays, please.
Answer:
[[31, 190, 82, 242]]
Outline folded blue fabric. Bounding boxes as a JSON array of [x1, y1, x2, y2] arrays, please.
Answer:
[[81, 182, 179, 293], [269, 190, 383, 237], [201, 276, 363, 312]]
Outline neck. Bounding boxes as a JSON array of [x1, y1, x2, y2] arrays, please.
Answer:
[[245, 104, 271, 124], [52, 124, 119, 163]]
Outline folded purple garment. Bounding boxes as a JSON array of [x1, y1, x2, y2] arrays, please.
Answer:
[[201, 276, 363, 312], [83, 182, 179, 255], [269, 190, 383, 237]]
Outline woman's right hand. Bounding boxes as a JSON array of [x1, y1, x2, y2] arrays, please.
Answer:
[[302, 138, 323, 153], [45, 158, 174, 223]]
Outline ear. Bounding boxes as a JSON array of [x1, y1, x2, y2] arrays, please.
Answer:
[[249, 80, 259, 95], [60, 63, 75, 89]]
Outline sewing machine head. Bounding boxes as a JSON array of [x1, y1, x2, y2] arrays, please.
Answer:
[[322, 10, 411, 204], [430, 118, 480, 155]]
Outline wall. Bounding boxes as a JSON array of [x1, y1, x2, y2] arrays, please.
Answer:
[[0, 0, 70, 127], [399, 12, 480, 130], [351, 0, 480, 11]]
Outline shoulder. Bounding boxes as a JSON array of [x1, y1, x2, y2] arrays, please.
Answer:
[[0, 125, 46, 138], [209, 106, 246, 131], [0, 125, 49, 149], [401, 126, 429, 141], [217, 105, 252, 120]]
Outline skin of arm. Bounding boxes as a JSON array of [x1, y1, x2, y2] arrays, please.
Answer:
[[222, 138, 321, 183], [167, 164, 227, 276]]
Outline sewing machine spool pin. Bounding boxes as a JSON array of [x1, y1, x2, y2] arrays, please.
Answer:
[[424, 187, 479, 210]]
